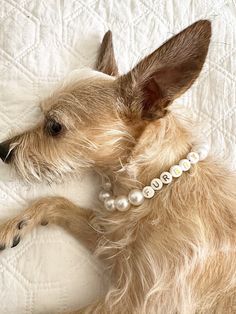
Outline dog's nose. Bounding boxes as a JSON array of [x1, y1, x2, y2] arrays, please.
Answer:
[[0, 140, 13, 163]]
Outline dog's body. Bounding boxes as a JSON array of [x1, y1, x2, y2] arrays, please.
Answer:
[[0, 20, 236, 313]]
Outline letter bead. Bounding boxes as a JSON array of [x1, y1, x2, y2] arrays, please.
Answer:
[[160, 172, 172, 184], [179, 159, 191, 171], [187, 152, 200, 164], [142, 186, 155, 199], [151, 178, 163, 191], [169, 165, 182, 178]]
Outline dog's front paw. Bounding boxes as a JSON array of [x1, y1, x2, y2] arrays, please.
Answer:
[[0, 215, 45, 251], [0, 219, 24, 250], [0, 207, 51, 251]]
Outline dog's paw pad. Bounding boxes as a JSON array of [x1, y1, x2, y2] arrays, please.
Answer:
[[11, 235, 20, 248]]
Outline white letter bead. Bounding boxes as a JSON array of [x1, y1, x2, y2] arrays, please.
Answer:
[[115, 196, 130, 211], [151, 178, 163, 191], [128, 189, 144, 206], [104, 198, 116, 211], [142, 186, 155, 199], [179, 159, 191, 171], [160, 172, 172, 184], [169, 165, 183, 178], [187, 152, 200, 164]]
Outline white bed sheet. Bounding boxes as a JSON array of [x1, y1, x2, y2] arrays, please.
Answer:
[[0, 0, 236, 313]]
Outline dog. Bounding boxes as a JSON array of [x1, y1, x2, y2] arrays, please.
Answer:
[[0, 19, 236, 314]]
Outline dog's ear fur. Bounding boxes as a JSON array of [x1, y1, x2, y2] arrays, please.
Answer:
[[96, 30, 119, 76], [118, 20, 211, 120]]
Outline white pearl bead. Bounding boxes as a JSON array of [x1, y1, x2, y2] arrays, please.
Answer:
[[160, 171, 172, 184], [169, 165, 183, 178], [104, 198, 116, 211], [179, 159, 191, 171], [98, 190, 111, 202], [197, 148, 208, 161], [142, 186, 155, 199], [115, 196, 130, 211], [151, 178, 163, 191], [194, 142, 209, 160], [187, 152, 199, 164], [103, 181, 112, 190], [128, 189, 144, 206]]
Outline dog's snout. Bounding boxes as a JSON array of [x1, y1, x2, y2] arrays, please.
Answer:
[[0, 140, 13, 163]]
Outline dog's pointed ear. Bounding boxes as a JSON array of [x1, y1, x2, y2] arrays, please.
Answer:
[[117, 20, 211, 120], [96, 30, 119, 76]]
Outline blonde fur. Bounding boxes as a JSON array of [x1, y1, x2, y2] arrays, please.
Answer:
[[0, 20, 236, 314]]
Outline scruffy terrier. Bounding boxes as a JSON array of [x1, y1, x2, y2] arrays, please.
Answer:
[[0, 20, 236, 314]]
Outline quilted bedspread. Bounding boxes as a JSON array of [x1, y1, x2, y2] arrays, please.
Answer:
[[0, 1, 235, 313]]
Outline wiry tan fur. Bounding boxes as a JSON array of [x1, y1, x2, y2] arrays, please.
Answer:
[[0, 20, 236, 314]]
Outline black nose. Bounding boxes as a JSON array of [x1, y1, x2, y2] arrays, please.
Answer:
[[0, 140, 13, 163]]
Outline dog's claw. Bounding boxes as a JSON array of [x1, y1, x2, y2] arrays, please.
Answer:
[[41, 220, 48, 226], [17, 220, 27, 230], [11, 235, 20, 248], [0, 244, 5, 251]]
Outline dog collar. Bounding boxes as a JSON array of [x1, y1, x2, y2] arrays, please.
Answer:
[[99, 144, 209, 212]]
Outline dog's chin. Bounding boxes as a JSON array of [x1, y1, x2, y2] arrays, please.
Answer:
[[12, 161, 81, 185]]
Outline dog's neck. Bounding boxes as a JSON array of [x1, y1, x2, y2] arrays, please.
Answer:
[[99, 114, 209, 211], [115, 115, 191, 189]]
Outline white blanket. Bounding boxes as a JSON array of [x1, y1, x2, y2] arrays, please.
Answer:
[[0, 1, 235, 313]]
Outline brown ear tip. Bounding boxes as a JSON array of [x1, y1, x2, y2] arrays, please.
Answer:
[[194, 19, 212, 34], [197, 19, 211, 25], [194, 19, 211, 25], [103, 30, 112, 40]]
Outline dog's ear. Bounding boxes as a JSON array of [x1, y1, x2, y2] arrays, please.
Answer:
[[96, 30, 118, 76], [117, 20, 211, 120]]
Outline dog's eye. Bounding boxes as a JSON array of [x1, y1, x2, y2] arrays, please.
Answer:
[[47, 120, 63, 136]]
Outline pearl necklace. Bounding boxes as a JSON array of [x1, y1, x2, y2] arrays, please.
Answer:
[[99, 144, 209, 212]]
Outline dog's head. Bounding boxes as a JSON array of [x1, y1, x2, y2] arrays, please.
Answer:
[[0, 20, 211, 182]]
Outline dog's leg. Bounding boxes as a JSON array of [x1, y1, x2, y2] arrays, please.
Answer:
[[0, 196, 98, 252]]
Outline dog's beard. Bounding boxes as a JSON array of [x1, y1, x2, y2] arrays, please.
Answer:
[[12, 150, 92, 184], [13, 158, 74, 184]]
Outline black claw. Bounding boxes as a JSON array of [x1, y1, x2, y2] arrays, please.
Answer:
[[41, 220, 48, 226], [0, 244, 5, 251], [17, 220, 27, 230], [11, 235, 20, 248]]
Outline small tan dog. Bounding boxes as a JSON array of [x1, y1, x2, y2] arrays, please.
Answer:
[[0, 20, 236, 314]]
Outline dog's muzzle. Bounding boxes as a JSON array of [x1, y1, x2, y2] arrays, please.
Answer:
[[0, 140, 13, 163]]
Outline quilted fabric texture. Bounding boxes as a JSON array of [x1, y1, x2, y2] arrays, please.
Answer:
[[0, 0, 235, 313]]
